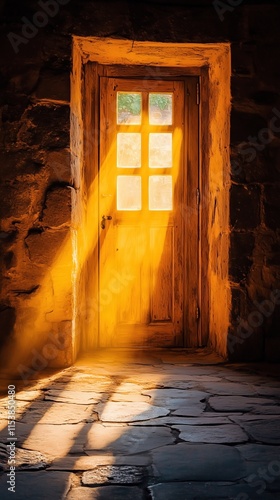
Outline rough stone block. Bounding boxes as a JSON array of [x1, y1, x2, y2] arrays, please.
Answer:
[[46, 150, 71, 184], [250, 90, 279, 106], [197, 381, 257, 397], [257, 43, 280, 88], [0, 471, 72, 500], [41, 186, 72, 227], [49, 455, 150, 471], [0, 306, 16, 347], [242, 418, 280, 444], [148, 482, 277, 500], [12, 66, 40, 94], [230, 232, 254, 282], [67, 486, 144, 500], [261, 265, 280, 292], [208, 396, 279, 414], [253, 230, 279, 267], [264, 184, 280, 230], [9, 261, 45, 294], [25, 228, 69, 266], [231, 147, 280, 184], [151, 443, 246, 481], [0, 229, 18, 247], [45, 389, 104, 405], [19, 401, 95, 425], [230, 110, 267, 145], [231, 76, 258, 105], [20, 104, 70, 149], [0, 444, 50, 471], [237, 443, 280, 463], [82, 465, 144, 485], [230, 184, 260, 229], [247, 6, 280, 43], [176, 424, 248, 444], [0, 120, 21, 148], [230, 286, 248, 323], [35, 69, 70, 102], [231, 44, 256, 76], [98, 402, 169, 422], [85, 424, 174, 454], [227, 325, 264, 362], [3, 250, 16, 269], [0, 151, 46, 181], [42, 34, 71, 71], [1, 97, 29, 123], [0, 182, 36, 219], [267, 144, 280, 181]]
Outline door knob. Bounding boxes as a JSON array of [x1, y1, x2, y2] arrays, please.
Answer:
[[101, 215, 112, 229]]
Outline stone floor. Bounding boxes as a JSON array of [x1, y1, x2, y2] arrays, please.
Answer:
[[0, 348, 280, 499]]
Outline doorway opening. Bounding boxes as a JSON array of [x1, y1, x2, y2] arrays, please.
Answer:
[[71, 38, 231, 358]]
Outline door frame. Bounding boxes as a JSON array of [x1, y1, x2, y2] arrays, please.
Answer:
[[71, 37, 231, 357], [85, 62, 202, 349]]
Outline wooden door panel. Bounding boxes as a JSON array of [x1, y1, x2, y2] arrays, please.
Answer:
[[116, 225, 143, 325], [99, 77, 198, 348]]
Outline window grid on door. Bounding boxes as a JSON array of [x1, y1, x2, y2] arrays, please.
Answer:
[[116, 91, 174, 211]]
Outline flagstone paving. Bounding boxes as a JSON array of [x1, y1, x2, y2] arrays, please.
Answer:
[[173, 423, 248, 443], [0, 349, 279, 499]]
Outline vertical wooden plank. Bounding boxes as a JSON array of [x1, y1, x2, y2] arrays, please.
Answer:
[[99, 77, 120, 347], [184, 76, 199, 347], [140, 225, 151, 325], [116, 226, 141, 325], [83, 62, 100, 350], [200, 67, 210, 346], [173, 81, 185, 346], [150, 226, 173, 322]]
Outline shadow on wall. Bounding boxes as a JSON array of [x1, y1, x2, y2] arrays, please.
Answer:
[[0, 226, 73, 381], [0, 306, 16, 354]]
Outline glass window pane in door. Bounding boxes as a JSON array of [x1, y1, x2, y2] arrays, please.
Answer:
[[149, 133, 172, 168], [149, 93, 173, 125], [117, 92, 142, 124], [117, 176, 142, 211], [117, 133, 141, 168], [149, 175, 173, 211]]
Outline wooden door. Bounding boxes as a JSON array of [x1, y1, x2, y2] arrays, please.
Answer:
[[99, 77, 198, 347]]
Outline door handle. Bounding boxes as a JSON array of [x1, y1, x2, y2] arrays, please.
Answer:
[[101, 215, 112, 229]]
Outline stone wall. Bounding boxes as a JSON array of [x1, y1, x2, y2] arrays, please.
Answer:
[[0, 0, 279, 369]]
